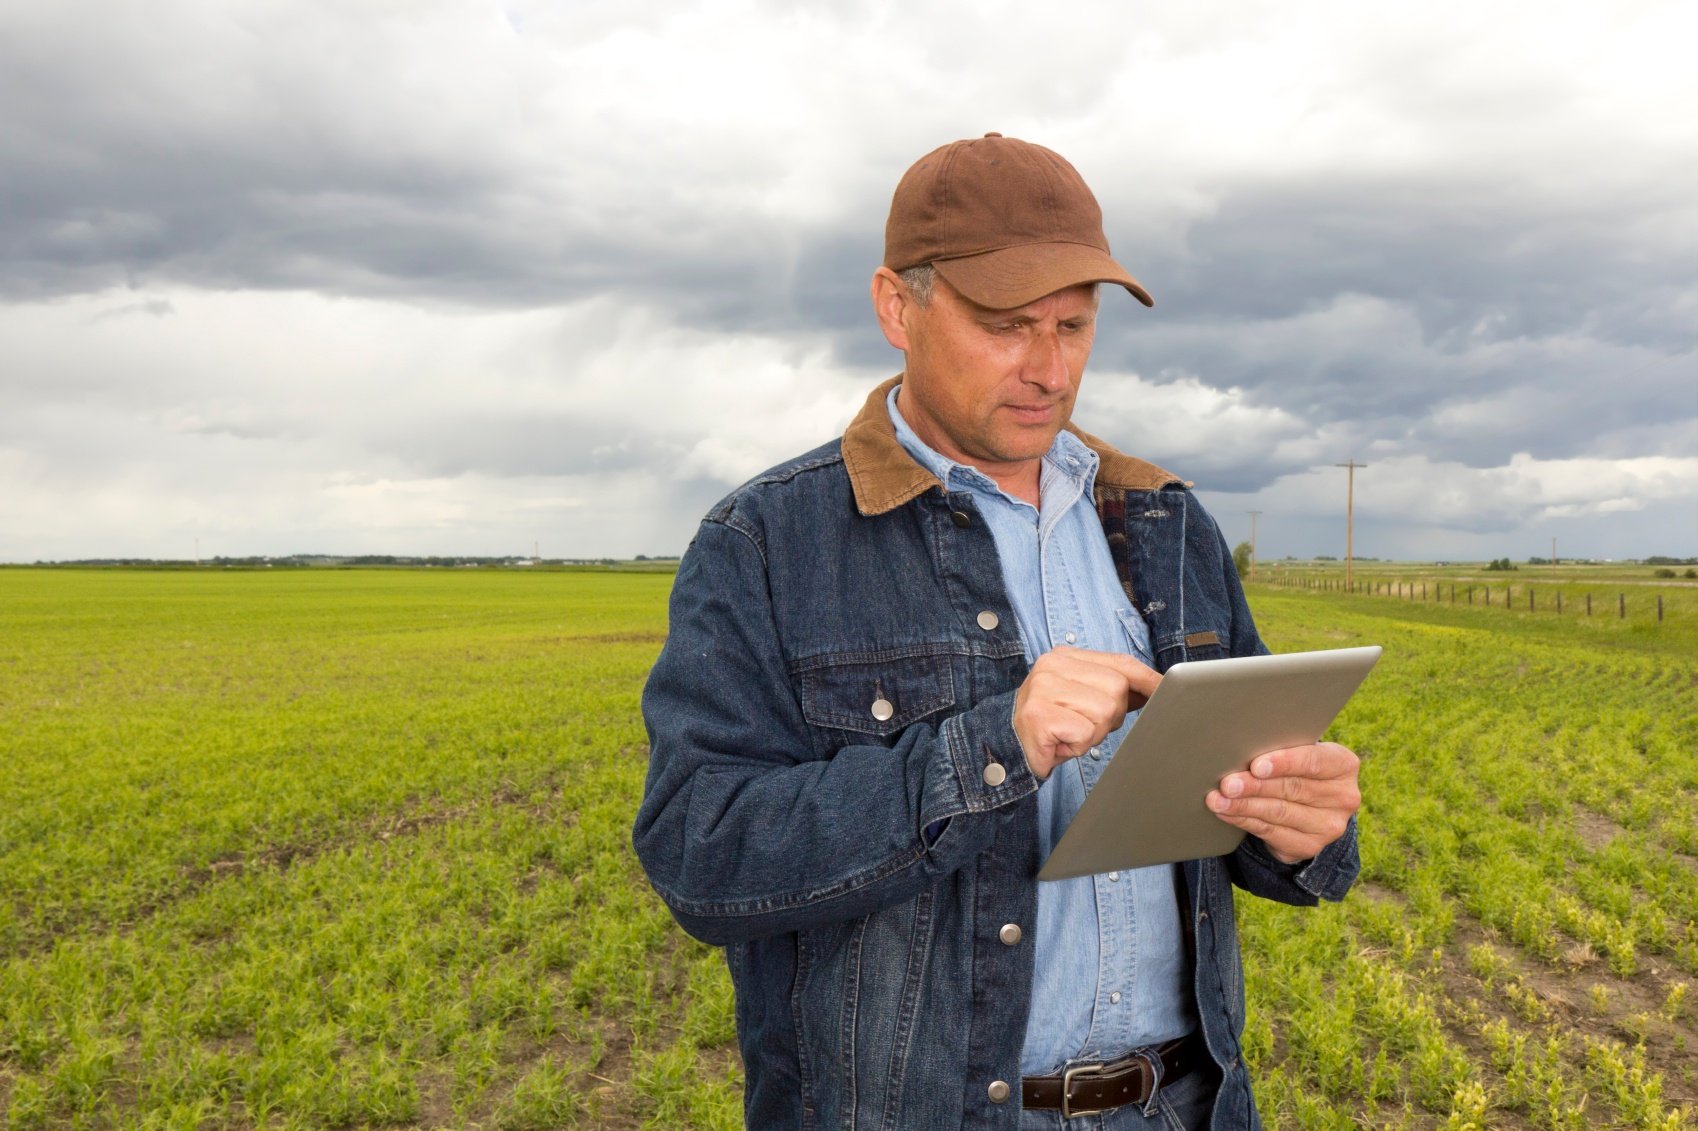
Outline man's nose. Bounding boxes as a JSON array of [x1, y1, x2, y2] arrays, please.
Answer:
[[1023, 329, 1070, 391]]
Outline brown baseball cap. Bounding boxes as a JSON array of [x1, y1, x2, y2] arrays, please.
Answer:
[[883, 132, 1152, 310]]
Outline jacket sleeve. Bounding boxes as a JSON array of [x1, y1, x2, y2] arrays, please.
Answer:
[[632, 516, 1038, 946], [1206, 513, 1362, 904]]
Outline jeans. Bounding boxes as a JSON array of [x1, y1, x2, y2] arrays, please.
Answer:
[[1018, 1063, 1219, 1131]]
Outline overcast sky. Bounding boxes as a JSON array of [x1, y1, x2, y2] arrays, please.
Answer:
[[2, 0, 1694, 562]]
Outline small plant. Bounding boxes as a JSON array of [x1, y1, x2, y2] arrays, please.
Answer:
[[1441, 1080, 1492, 1129], [1502, 980, 1548, 1024], [496, 1061, 583, 1131], [1660, 982, 1687, 1022], [1467, 943, 1508, 984]]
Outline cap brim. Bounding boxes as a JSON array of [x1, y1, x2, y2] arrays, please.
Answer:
[[933, 243, 1154, 309]]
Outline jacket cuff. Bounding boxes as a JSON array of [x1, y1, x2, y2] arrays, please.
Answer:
[[1295, 814, 1361, 901], [927, 691, 1036, 824], [1229, 815, 1358, 903], [1236, 815, 1360, 903]]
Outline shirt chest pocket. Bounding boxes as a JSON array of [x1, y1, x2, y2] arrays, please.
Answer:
[[793, 648, 958, 744]]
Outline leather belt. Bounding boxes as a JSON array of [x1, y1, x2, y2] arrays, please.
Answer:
[[1021, 1034, 1204, 1119]]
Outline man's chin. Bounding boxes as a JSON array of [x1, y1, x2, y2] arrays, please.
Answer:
[[998, 423, 1067, 459]]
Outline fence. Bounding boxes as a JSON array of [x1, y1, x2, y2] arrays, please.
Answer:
[[1263, 573, 1673, 623]]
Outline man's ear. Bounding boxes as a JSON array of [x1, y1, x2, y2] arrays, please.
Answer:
[[870, 267, 914, 352]]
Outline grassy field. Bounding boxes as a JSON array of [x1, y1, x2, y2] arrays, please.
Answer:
[[2, 567, 1694, 1128], [1233, 584, 1696, 1128], [1, 568, 737, 1130]]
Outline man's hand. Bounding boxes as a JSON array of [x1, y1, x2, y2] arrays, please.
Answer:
[[1206, 742, 1361, 864], [1013, 647, 1161, 781]]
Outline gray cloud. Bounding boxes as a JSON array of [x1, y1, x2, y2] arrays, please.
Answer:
[[0, 0, 1692, 560]]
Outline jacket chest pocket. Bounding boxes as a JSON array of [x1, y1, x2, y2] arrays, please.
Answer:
[[793, 649, 958, 743]]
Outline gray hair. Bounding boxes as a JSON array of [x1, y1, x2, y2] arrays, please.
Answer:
[[896, 265, 1101, 309], [898, 264, 936, 306]]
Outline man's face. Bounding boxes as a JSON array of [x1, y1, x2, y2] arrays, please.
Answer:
[[893, 275, 1099, 484]]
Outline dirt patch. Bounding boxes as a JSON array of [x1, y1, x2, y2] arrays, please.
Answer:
[[447, 936, 736, 1131], [408, 1068, 457, 1130], [175, 782, 556, 887], [1573, 807, 1628, 852], [1356, 883, 1698, 1113], [11, 776, 595, 959], [1344, 879, 1698, 1123]]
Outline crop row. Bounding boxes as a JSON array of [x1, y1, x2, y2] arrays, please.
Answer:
[[1241, 587, 1696, 1127]]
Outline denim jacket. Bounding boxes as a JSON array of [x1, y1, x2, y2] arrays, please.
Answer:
[[635, 377, 1359, 1130]]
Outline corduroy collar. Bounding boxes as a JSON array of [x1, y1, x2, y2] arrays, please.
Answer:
[[842, 375, 1185, 517]]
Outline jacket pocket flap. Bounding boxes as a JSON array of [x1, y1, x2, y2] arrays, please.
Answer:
[[796, 650, 957, 736]]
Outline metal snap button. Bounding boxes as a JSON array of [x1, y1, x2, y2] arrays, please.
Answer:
[[1107, 872, 1119, 882], [951, 510, 971, 528], [870, 697, 894, 722], [998, 923, 1022, 946], [987, 1080, 1010, 1103], [1109, 991, 1122, 1004], [982, 763, 1007, 787], [1063, 631, 1076, 644], [976, 610, 999, 631]]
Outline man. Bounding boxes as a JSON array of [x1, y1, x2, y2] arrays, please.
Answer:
[[634, 133, 1361, 1129]]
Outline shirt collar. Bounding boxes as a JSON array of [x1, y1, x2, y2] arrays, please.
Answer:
[[886, 385, 1099, 501]]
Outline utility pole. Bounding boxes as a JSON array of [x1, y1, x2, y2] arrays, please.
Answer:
[[1335, 461, 1367, 592], [1551, 537, 1557, 567], [1246, 511, 1262, 578]]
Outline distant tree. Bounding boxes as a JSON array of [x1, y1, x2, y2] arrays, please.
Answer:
[[1686, 569, 1697, 579], [1653, 568, 1676, 578], [1231, 541, 1253, 579], [1485, 558, 1518, 572]]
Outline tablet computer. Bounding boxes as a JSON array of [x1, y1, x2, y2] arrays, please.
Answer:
[[1037, 645, 1381, 881]]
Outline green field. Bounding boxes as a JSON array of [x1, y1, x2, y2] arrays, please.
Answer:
[[2, 568, 1694, 1128]]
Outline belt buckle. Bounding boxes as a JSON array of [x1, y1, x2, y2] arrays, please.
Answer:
[[1059, 1061, 1106, 1120], [1060, 1049, 1163, 1120]]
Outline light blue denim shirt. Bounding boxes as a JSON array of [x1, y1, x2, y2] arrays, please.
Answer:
[[888, 387, 1196, 1075]]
